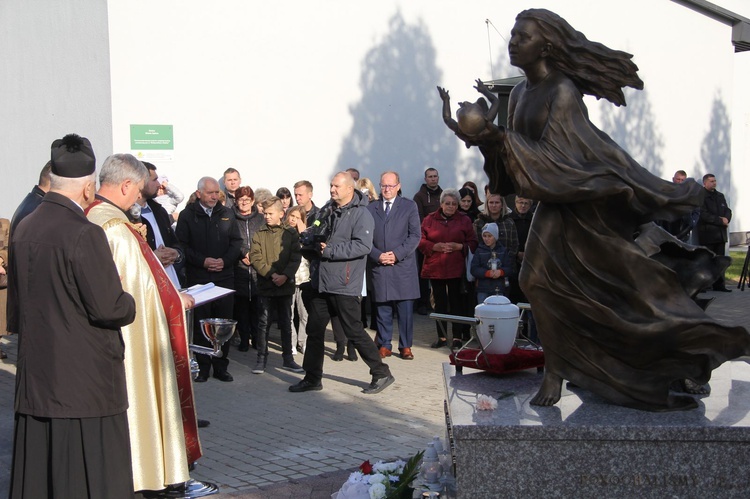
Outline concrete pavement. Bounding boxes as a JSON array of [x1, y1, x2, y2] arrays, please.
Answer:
[[1, 287, 749, 498]]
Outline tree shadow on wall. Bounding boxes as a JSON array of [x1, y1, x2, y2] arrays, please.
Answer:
[[695, 92, 734, 206], [597, 87, 664, 176], [334, 11, 458, 195]]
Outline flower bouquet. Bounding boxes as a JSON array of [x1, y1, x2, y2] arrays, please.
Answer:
[[332, 451, 424, 499]]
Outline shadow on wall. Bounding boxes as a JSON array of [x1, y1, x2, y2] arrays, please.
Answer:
[[333, 11, 459, 197], [695, 92, 734, 208], [597, 87, 665, 176]]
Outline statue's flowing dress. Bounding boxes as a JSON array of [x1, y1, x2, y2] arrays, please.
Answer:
[[486, 71, 749, 410]]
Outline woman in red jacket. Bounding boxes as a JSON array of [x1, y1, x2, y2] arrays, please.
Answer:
[[418, 188, 478, 348]]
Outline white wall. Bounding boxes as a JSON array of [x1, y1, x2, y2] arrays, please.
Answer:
[[0, 0, 113, 218], [4, 0, 749, 236]]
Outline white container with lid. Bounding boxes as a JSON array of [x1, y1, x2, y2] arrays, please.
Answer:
[[474, 295, 519, 354]]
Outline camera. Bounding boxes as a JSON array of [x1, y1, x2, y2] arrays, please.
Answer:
[[300, 206, 333, 259]]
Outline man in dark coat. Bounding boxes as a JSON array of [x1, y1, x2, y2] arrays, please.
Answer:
[[294, 179, 319, 224], [508, 196, 533, 304], [137, 161, 184, 288], [412, 167, 443, 315], [697, 173, 733, 292], [7, 134, 137, 498], [655, 170, 694, 242], [367, 171, 421, 360], [176, 176, 242, 381], [9, 161, 51, 237]]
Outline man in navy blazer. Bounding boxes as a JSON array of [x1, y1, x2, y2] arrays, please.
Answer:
[[367, 171, 421, 359]]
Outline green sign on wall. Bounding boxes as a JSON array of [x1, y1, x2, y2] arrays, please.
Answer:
[[130, 125, 174, 150]]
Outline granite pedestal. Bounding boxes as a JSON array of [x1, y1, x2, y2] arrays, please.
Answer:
[[443, 361, 750, 498]]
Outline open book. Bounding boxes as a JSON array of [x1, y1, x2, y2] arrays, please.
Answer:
[[183, 283, 235, 307]]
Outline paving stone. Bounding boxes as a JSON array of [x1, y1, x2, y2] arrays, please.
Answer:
[[3, 288, 746, 498]]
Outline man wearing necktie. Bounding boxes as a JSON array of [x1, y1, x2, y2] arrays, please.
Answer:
[[366, 171, 421, 359]]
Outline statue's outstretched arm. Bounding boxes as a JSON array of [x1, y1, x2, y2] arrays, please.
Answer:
[[437, 86, 460, 133]]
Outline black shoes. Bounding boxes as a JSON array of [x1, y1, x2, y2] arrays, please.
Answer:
[[332, 343, 345, 361], [362, 375, 395, 394], [431, 338, 448, 349], [213, 371, 234, 382], [282, 360, 305, 373], [197, 419, 210, 428], [347, 343, 358, 362], [196, 371, 233, 382], [714, 287, 733, 293], [289, 379, 323, 392]]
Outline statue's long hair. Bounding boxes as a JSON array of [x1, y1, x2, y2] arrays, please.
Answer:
[[516, 9, 643, 107]]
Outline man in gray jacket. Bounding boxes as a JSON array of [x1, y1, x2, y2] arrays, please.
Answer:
[[289, 172, 395, 394]]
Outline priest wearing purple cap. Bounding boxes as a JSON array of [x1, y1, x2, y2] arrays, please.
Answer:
[[7, 134, 138, 498]]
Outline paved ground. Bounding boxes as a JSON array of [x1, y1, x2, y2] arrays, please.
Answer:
[[1, 285, 748, 498]]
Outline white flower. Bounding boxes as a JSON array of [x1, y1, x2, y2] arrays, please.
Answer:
[[374, 461, 401, 474], [368, 482, 387, 499], [335, 481, 370, 498], [476, 394, 498, 411], [347, 471, 365, 484], [388, 475, 399, 483], [368, 473, 387, 485]]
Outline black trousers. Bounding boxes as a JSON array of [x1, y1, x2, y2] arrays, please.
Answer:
[[416, 251, 431, 309], [193, 293, 233, 376], [704, 242, 728, 289], [301, 290, 391, 385], [257, 295, 294, 360], [233, 293, 262, 349], [430, 278, 467, 340]]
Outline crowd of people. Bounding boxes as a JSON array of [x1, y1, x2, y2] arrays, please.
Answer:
[[74, 161, 741, 363], [0, 130, 737, 495]]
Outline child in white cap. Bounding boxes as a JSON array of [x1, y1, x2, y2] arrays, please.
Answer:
[[470, 223, 514, 303]]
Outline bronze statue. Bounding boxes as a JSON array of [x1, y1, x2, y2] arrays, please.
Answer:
[[439, 8, 750, 411]]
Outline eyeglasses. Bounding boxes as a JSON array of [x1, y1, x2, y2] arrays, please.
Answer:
[[237, 198, 253, 203], [380, 184, 399, 190]]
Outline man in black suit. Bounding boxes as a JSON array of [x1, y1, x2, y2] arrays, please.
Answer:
[[8, 134, 137, 498], [697, 173, 733, 292], [136, 161, 184, 288]]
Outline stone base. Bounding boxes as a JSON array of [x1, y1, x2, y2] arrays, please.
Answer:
[[443, 362, 750, 498]]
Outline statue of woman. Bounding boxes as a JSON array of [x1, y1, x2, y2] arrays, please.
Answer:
[[440, 9, 750, 411]]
